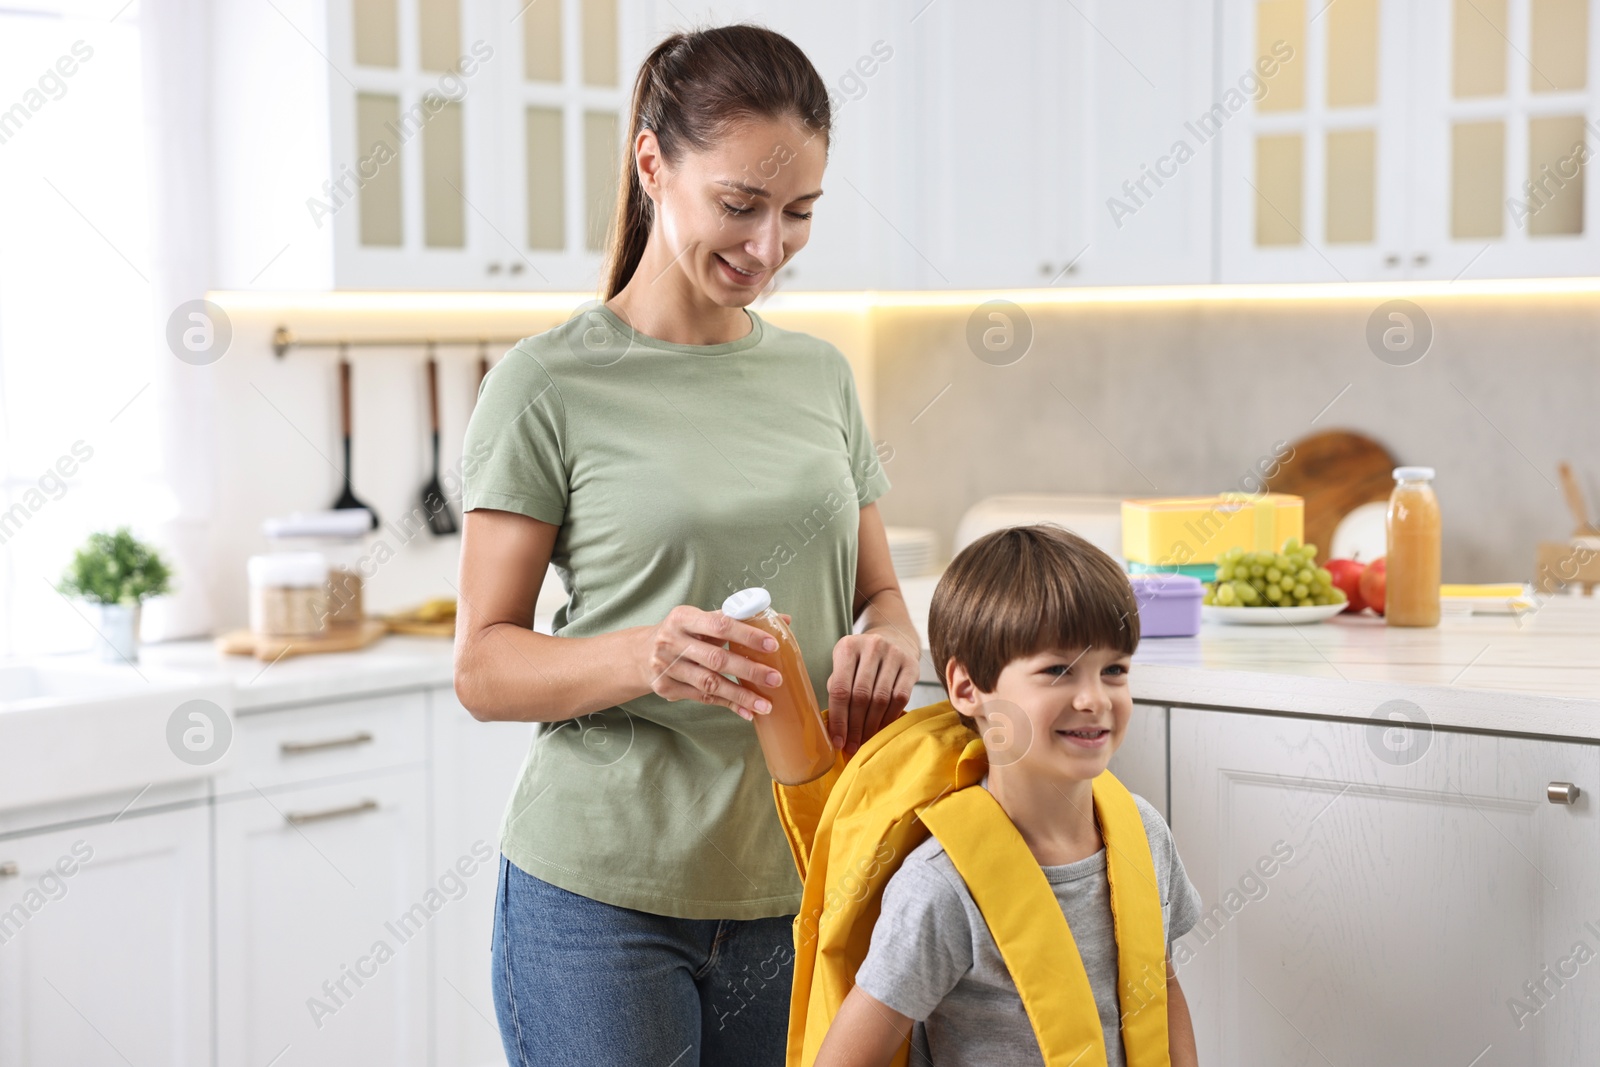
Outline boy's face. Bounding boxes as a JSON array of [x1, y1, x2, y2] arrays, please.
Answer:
[[949, 646, 1134, 782]]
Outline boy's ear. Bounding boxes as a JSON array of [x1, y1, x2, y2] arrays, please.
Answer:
[[945, 659, 979, 714]]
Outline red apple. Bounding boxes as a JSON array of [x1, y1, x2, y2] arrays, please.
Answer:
[[1358, 557, 1387, 617], [1326, 558, 1367, 613]]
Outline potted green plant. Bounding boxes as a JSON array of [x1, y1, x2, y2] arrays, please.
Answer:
[[56, 527, 174, 663]]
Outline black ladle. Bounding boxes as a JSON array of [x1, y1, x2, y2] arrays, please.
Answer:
[[333, 349, 379, 530]]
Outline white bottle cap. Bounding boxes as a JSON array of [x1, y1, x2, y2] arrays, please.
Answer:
[[722, 587, 771, 619], [262, 509, 371, 539], [248, 552, 329, 588], [1393, 466, 1436, 481]]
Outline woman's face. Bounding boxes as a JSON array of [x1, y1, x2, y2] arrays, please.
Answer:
[[637, 115, 827, 305]]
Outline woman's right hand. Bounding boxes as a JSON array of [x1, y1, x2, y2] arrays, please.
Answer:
[[641, 606, 784, 722]]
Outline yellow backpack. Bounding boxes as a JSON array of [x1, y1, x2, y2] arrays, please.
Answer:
[[772, 700, 1171, 1067]]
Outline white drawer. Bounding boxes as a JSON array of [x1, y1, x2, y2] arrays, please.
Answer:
[[216, 691, 427, 796]]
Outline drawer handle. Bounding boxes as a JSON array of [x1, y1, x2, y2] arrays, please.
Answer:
[[284, 799, 379, 826], [0, 861, 17, 879], [280, 731, 374, 756], [1548, 782, 1581, 805]]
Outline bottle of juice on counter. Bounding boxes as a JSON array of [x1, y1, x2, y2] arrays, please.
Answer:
[[721, 587, 836, 786], [1386, 466, 1441, 627]]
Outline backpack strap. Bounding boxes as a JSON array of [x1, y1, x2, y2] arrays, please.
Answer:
[[920, 774, 1170, 1067]]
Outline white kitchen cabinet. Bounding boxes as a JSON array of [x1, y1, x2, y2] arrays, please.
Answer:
[[1217, 0, 1416, 281], [215, 767, 431, 1067], [216, 0, 642, 291], [1217, 0, 1600, 282], [0, 804, 210, 1067], [429, 688, 535, 1067], [1080, 1, 1219, 285], [1409, 0, 1600, 279], [901, 1, 1090, 290], [1110, 702, 1169, 819], [1169, 705, 1600, 1066]]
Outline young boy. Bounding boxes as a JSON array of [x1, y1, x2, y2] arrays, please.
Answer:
[[816, 524, 1203, 1066]]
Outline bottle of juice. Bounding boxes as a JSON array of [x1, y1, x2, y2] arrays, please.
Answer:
[[1386, 466, 1441, 627], [721, 587, 836, 786]]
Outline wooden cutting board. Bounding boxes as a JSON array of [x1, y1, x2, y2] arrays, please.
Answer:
[[215, 619, 388, 660], [1265, 430, 1398, 557], [383, 618, 456, 638]]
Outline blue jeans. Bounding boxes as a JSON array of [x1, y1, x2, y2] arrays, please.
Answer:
[[491, 855, 796, 1066]]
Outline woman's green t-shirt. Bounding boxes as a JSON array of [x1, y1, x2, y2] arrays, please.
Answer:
[[461, 304, 891, 919]]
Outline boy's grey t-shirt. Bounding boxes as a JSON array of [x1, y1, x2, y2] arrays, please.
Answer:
[[853, 789, 1202, 1067]]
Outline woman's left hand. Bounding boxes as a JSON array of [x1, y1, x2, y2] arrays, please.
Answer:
[[826, 629, 921, 757]]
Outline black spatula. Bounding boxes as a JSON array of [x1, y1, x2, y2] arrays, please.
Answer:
[[421, 351, 458, 535], [333, 352, 379, 530]]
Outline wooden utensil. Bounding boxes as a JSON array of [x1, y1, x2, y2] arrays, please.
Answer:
[[333, 349, 379, 530], [1557, 461, 1600, 537], [1265, 430, 1398, 556], [420, 348, 458, 535]]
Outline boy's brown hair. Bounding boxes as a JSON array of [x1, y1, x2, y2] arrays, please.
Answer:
[[929, 524, 1141, 731]]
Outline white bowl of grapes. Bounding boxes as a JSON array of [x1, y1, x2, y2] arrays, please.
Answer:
[[1200, 540, 1348, 625]]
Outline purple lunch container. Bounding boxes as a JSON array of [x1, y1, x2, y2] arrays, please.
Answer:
[[1128, 573, 1203, 638]]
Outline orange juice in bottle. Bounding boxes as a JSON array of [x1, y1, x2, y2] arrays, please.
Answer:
[[722, 587, 835, 786], [1386, 466, 1441, 627]]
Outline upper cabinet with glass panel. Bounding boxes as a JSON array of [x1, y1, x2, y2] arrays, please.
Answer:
[[214, 0, 1600, 291], [291, 0, 630, 289], [496, 0, 625, 287], [1220, 0, 1600, 282], [1416, 0, 1598, 278], [1218, 0, 1411, 280]]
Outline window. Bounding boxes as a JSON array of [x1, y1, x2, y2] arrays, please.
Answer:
[[0, 2, 169, 658]]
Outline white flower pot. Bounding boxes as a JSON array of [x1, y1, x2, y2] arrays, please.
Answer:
[[97, 601, 142, 664]]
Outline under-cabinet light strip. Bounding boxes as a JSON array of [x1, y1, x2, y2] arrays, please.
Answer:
[[211, 276, 1600, 317]]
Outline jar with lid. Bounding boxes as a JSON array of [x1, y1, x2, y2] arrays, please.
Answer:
[[1385, 466, 1441, 627], [248, 552, 330, 638], [263, 509, 369, 629], [721, 587, 836, 786]]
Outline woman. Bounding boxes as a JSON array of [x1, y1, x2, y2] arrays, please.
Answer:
[[454, 24, 921, 1067]]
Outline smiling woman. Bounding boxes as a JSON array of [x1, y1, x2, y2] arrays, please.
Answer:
[[452, 23, 920, 1067]]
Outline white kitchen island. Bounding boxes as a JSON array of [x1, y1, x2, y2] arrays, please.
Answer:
[[3, 597, 1598, 1066]]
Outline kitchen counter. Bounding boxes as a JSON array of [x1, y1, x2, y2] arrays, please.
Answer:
[[899, 575, 1600, 741], [53, 591, 1600, 738], [136, 633, 460, 711]]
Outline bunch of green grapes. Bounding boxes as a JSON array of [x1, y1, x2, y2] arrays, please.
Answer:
[[1200, 538, 1348, 608]]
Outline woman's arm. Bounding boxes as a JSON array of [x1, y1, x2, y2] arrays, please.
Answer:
[[1168, 953, 1198, 1066], [815, 986, 913, 1067], [828, 501, 923, 754], [453, 508, 787, 724]]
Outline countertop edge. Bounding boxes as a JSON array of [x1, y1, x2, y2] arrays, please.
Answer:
[[1129, 664, 1600, 742]]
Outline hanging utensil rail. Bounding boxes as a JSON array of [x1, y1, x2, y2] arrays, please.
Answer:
[[273, 325, 527, 359]]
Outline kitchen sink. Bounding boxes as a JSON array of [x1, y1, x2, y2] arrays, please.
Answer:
[[0, 657, 234, 814], [0, 662, 152, 706]]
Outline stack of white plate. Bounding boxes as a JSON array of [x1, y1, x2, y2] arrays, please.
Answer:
[[886, 526, 939, 580]]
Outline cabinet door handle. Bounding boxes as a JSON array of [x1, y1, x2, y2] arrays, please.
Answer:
[[1548, 782, 1581, 805], [284, 799, 379, 826], [487, 262, 503, 274], [280, 731, 374, 756], [1384, 253, 1401, 267], [1412, 252, 1430, 267], [0, 861, 17, 879]]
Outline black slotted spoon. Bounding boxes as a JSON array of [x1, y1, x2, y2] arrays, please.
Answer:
[[333, 349, 380, 530], [420, 348, 458, 535]]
